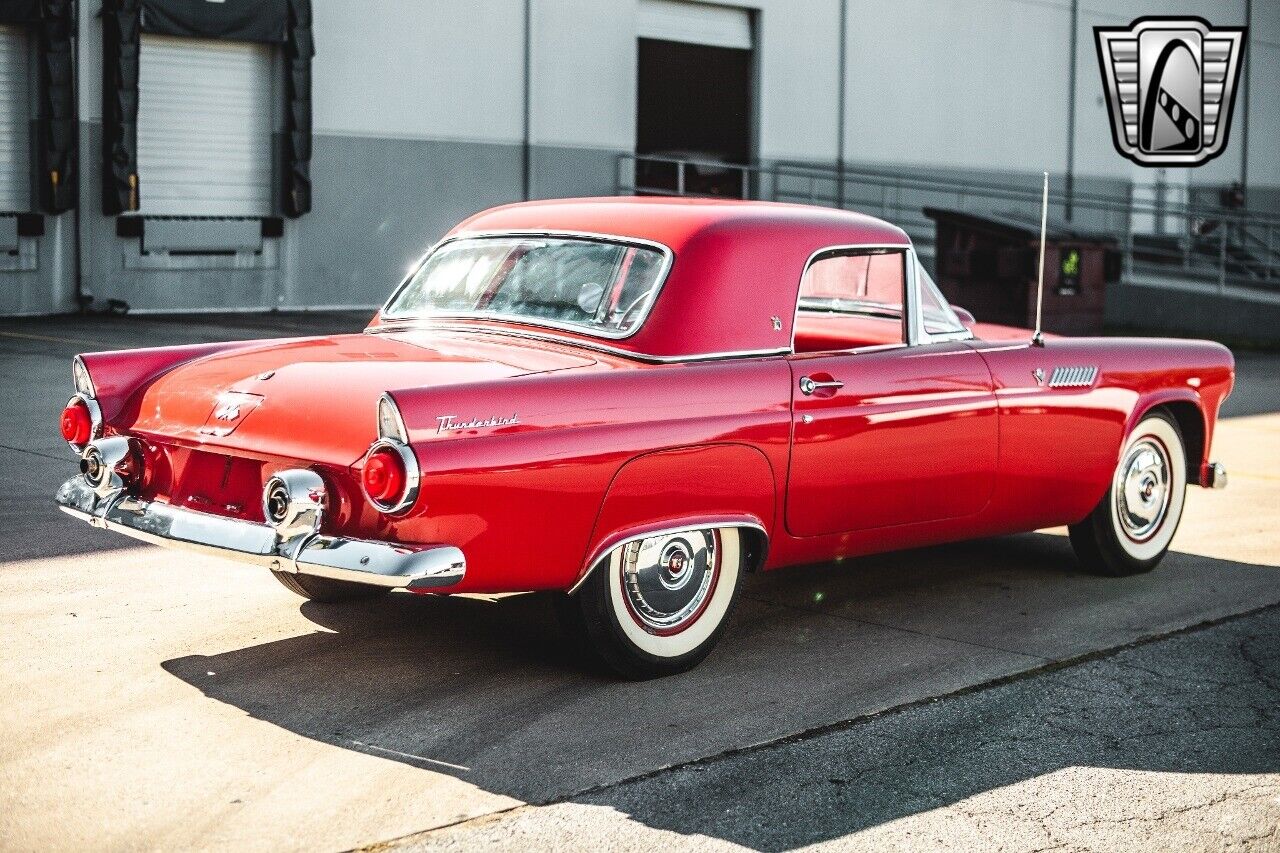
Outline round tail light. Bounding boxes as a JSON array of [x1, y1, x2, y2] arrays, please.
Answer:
[[361, 440, 418, 513], [363, 447, 406, 505], [61, 398, 93, 446]]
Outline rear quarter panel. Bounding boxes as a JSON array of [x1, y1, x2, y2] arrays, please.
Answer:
[[385, 357, 793, 592]]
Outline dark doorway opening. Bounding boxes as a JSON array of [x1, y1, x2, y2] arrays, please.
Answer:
[[636, 37, 752, 198]]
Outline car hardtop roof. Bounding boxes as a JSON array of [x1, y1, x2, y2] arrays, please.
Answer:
[[449, 196, 911, 252], [436, 197, 915, 361]]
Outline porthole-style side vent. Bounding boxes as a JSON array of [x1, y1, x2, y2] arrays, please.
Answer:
[[1049, 366, 1099, 388]]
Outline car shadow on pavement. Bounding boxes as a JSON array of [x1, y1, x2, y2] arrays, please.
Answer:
[[161, 532, 1280, 849]]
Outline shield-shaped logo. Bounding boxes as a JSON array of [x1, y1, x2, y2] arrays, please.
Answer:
[[1095, 17, 1246, 167]]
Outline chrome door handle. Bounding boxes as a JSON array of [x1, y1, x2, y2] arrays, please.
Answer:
[[799, 376, 844, 395]]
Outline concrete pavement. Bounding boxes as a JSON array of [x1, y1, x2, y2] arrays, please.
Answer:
[[0, 314, 1277, 851]]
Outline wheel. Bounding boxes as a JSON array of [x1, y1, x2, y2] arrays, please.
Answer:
[[557, 527, 745, 679], [1069, 410, 1187, 576], [270, 570, 391, 603]]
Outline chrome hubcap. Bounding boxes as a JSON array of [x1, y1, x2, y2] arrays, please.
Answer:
[[621, 530, 719, 634], [1115, 438, 1172, 542]]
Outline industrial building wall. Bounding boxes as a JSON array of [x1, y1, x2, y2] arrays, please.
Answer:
[[0, 0, 1276, 315]]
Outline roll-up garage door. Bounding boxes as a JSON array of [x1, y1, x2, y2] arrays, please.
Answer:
[[637, 0, 752, 50], [137, 34, 273, 217], [0, 24, 31, 213]]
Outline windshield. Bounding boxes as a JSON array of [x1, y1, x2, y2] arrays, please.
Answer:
[[384, 236, 669, 338]]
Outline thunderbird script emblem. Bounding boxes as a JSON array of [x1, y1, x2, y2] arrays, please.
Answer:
[[1095, 17, 1246, 167]]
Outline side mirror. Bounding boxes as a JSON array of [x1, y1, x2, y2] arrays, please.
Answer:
[[952, 305, 976, 327]]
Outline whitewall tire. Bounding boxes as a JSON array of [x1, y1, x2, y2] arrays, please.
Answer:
[[1069, 410, 1187, 576], [558, 527, 745, 679]]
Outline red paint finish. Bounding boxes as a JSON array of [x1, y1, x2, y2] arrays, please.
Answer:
[[787, 342, 997, 536], [63, 199, 1235, 596]]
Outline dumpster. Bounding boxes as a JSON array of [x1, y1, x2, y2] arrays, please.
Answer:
[[923, 208, 1120, 336]]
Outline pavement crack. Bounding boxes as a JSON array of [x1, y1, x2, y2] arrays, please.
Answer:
[[740, 593, 1054, 662], [0, 442, 68, 462]]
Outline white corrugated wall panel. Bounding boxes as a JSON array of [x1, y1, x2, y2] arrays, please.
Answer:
[[638, 0, 753, 50], [0, 24, 31, 213], [137, 34, 273, 217]]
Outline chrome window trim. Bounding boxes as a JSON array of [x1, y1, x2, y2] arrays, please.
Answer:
[[912, 257, 973, 344], [378, 229, 676, 342], [790, 242, 973, 356], [361, 438, 421, 515], [367, 322, 790, 364]]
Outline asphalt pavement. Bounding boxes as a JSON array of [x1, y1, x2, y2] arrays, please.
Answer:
[[0, 314, 1277, 852]]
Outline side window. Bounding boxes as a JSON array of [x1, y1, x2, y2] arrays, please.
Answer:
[[916, 260, 967, 336], [796, 251, 907, 349]]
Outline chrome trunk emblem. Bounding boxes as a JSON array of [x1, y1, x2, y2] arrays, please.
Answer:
[[200, 392, 264, 436], [213, 402, 241, 421]]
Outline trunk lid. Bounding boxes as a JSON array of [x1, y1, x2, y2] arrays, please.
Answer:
[[122, 329, 597, 465]]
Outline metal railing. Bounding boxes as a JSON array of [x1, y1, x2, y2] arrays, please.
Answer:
[[618, 154, 1280, 293]]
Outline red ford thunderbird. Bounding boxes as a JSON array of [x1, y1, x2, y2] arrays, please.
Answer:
[[56, 198, 1233, 678]]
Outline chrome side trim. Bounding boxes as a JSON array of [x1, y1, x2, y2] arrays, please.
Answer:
[[367, 322, 790, 364], [361, 438, 421, 514], [55, 476, 465, 590], [568, 519, 768, 596], [1048, 365, 1099, 388], [378, 229, 676, 342]]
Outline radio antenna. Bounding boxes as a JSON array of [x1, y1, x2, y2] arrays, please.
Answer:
[[1032, 170, 1049, 347]]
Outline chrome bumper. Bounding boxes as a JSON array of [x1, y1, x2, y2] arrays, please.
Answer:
[[1203, 461, 1228, 490], [54, 476, 465, 590]]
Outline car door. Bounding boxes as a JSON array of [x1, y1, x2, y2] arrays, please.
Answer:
[[784, 248, 998, 538]]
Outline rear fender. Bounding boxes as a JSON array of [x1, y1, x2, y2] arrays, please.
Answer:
[[79, 340, 279, 422], [572, 443, 775, 592]]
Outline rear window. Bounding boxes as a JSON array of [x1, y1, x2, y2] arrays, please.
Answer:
[[384, 236, 669, 338]]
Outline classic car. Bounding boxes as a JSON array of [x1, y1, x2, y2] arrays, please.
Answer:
[[55, 198, 1234, 678]]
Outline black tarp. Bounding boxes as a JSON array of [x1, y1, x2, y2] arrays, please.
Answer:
[[0, 1, 41, 23], [101, 0, 312, 217], [0, 0, 76, 214], [140, 0, 287, 44], [37, 0, 76, 213], [281, 0, 311, 216], [101, 0, 140, 214]]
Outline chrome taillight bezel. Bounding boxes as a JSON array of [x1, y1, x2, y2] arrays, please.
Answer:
[[361, 438, 420, 514], [64, 393, 104, 452]]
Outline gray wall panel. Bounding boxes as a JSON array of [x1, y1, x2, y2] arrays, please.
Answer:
[[530, 144, 627, 202], [283, 134, 524, 310]]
